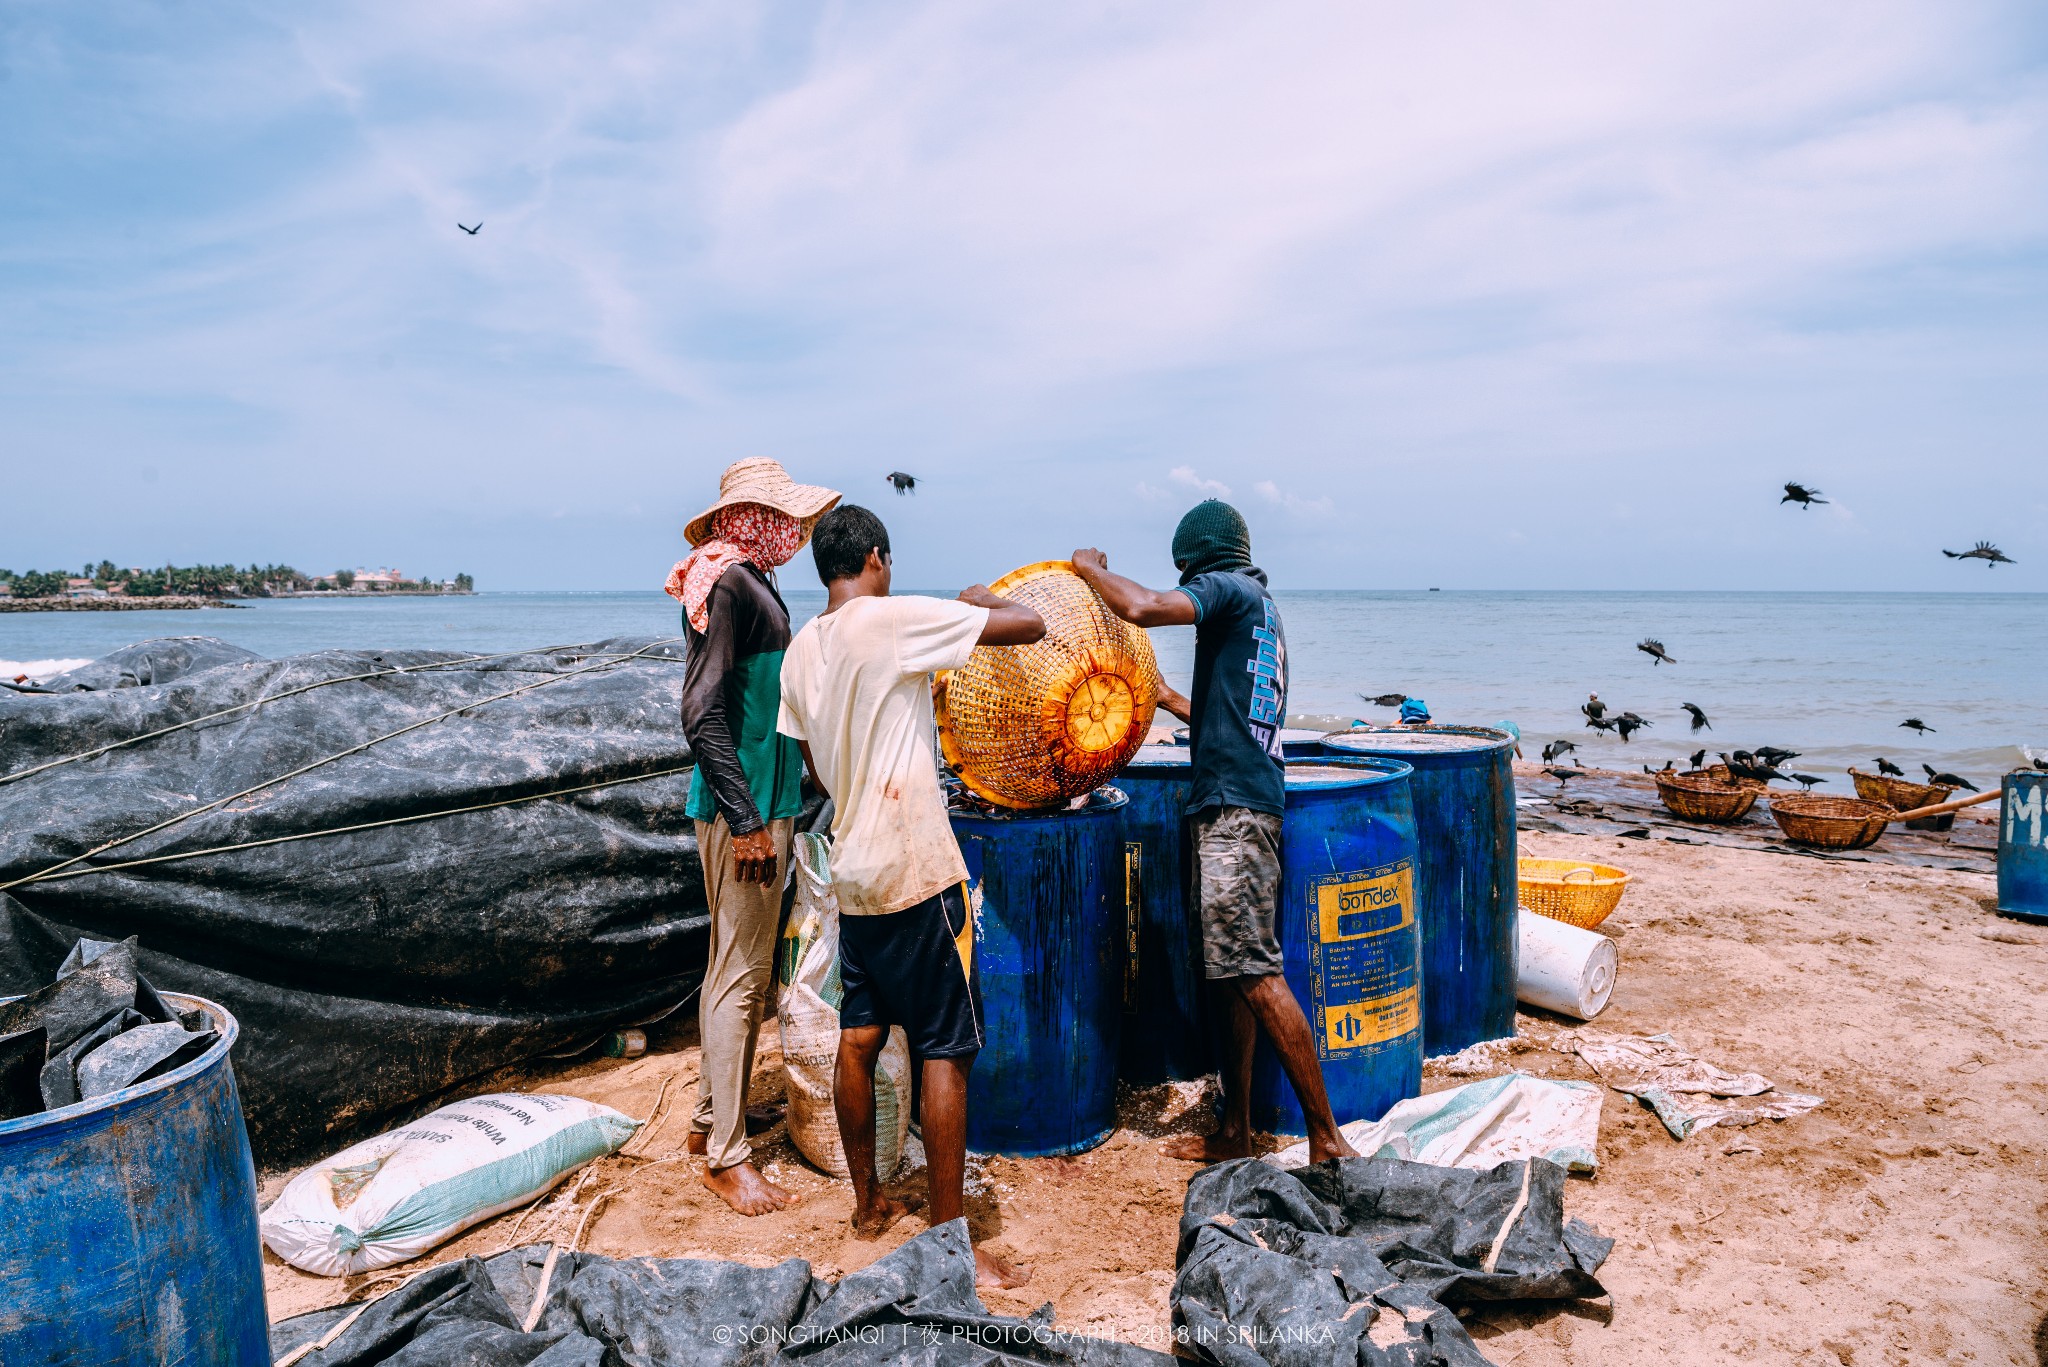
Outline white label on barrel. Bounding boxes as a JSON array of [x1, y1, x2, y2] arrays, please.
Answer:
[[1307, 859, 1420, 1057], [2008, 783, 2043, 849]]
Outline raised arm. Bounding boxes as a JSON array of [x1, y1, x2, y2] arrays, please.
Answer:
[[1070, 548, 1196, 628], [957, 585, 1047, 646]]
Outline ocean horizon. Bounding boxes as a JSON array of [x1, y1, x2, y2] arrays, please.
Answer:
[[5, 587, 2041, 787]]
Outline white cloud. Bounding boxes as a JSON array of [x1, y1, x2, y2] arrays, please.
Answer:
[[1171, 466, 1232, 499], [1255, 480, 1333, 517]]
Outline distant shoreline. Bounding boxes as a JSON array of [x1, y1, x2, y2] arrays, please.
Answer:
[[0, 590, 477, 613]]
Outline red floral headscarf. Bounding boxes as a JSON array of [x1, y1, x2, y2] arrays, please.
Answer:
[[664, 504, 804, 632]]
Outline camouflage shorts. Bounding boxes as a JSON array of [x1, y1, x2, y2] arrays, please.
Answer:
[[1191, 805, 1285, 980]]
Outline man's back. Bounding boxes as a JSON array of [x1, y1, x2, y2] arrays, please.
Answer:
[[1180, 567, 1288, 817], [778, 594, 988, 916]]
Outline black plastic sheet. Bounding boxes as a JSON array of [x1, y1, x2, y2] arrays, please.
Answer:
[[1170, 1156, 1612, 1367], [269, 1220, 1172, 1367], [0, 637, 793, 1160]]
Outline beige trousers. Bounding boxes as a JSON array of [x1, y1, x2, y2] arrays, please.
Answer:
[[690, 815, 794, 1171]]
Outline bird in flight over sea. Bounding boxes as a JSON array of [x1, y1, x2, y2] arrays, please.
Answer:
[[1681, 703, 1710, 732], [1637, 639, 1676, 666], [457, 222, 481, 235], [1781, 482, 1826, 509], [1789, 773, 1826, 791], [1900, 718, 1935, 735], [1923, 764, 1978, 792], [1614, 713, 1651, 743], [1360, 692, 1408, 708], [885, 471, 918, 495], [1875, 757, 1905, 777], [1941, 541, 2015, 567]]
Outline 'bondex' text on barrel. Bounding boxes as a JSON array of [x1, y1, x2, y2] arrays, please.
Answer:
[[1251, 758, 1422, 1135], [952, 790, 1129, 1156]]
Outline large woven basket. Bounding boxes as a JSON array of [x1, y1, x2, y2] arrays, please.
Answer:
[[1518, 858, 1630, 930], [936, 561, 1161, 809], [1849, 768, 1952, 811], [1766, 794, 1892, 851], [1654, 772, 1757, 823]]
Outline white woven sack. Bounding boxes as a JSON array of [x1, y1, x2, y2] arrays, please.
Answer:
[[778, 833, 912, 1179], [260, 1092, 639, 1275]]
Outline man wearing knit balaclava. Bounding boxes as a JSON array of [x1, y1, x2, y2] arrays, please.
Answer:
[[1073, 502, 1359, 1166]]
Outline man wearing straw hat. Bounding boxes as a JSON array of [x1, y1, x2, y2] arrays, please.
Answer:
[[670, 457, 840, 1216], [1073, 501, 1360, 1168]]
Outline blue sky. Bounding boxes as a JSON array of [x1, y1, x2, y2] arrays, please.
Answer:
[[3, 2, 2046, 590]]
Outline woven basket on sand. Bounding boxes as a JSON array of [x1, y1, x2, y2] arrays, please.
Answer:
[[1849, 768, 1953, 811], [1654, 772, 1757, 823], [1518, 858, 1630, 930], [1767, 793, 1893, 851], [936, 561, 1161, 809]]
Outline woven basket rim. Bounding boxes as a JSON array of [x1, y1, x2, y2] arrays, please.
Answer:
[[1517, 857, 1630, 887]]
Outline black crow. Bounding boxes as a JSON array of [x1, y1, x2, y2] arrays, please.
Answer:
[[1360, 692, 1408, 708], [1614, 712, 1651, 744], [885, 471, 918, 495], [1782, 482, 1826, 508], [1754, 747, 1800, 766], [1542, 739, 1578, 763], [1942, 541, 2015, 567], [2034, 756, 2048, 772], [1789, 773, 1826, 791], [1875, 757, 1905, 777], [1637, 638, 1676, 666], [1689, 748, 1707, 770], [1900, 718, 1935, 735], [1923, 765, 1978, 792], [1543, 765, 1582, 790], [457, 222, 481, 235], [1681, 703, 1710, 732]]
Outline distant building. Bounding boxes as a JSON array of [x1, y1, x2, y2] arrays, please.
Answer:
[[311, 567, 406, 589], [0, 582, 12, 598], [65, 578, 106, 599]]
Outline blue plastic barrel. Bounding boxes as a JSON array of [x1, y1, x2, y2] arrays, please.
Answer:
[[1321, 726, 1519, 1056], [1999, 771, 2048, 924], [1251, 758, 1422, 1135], [0, 993, 269, 1364], [1172, 725, 1328, 758], [1114, 746, 1210, 1084], [953, 789, 1129, 1156]]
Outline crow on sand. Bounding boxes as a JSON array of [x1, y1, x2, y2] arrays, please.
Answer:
[[1637, 638, 1676, 666], [1681, 703, 1711, 732], [1789, 773, 1826, 791], [1900, 718, 1935, 735], [1782, 482, 1827, 509], [1942, 541, 2015, 568], [1543, 765, 1583, 791], [1875, 757, 1905, 777], [1923, 764, 1978, 792]]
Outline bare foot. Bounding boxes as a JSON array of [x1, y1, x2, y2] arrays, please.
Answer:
[[702, 1161, 799, 1216], [1161, 1130, 1256, 1163], [1308, 1132, 1361, 1164], [974, 1246, 1031, 1289], [849, 1192, 923, 1239]]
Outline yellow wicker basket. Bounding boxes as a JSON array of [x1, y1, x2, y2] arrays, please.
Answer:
[[936, 561, 1161, 809], [1518, 858, 1631, 930]]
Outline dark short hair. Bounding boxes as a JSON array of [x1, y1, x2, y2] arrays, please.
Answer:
[[811, 504, 890, 584]]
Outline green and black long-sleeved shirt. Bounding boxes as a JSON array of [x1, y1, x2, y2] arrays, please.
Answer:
[[679, 563, 806, 834]]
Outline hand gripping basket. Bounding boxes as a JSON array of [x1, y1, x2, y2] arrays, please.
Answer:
[[936, 561, 1162, 809]]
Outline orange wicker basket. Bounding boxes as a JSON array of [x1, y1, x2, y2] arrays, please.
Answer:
[[1848, 768, 1952, 812], [1654, 772, 1757, 823], [936, 561, 1161, 809], [1518, 858, 1630, 930], [1766, 793, 1892, 851]]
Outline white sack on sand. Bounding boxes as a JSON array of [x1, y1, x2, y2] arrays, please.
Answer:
[[1267, 1071, 1603, 1173]]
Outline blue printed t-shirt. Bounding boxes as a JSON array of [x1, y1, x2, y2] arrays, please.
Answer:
[[1174, 568, 1287, 817]]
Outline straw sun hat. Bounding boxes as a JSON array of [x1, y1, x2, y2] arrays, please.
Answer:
[[684, 458, 842, 547]]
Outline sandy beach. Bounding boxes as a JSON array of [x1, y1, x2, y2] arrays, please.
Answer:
[[259, 821, 2048, 1363]]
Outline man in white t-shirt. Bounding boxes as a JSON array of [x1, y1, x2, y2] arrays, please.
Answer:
[[777, 504, 1043, 1289]]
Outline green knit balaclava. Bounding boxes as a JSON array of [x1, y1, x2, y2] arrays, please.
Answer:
[[1171, 499, 1253, 586]]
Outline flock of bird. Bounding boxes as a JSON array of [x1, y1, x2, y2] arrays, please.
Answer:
[[1780, 483, 2015, 567]]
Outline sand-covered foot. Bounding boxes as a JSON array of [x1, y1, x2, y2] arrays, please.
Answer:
[[849, 1192, 923, 1239], [1308, 1133, 1361, 1164], [703, 1161, 799, 1216], [975, 1247, 1031, 1289], [1161, 1131, 1255, 1163]]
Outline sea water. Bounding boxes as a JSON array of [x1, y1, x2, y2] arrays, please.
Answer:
[[3, 589, 2041, 787]]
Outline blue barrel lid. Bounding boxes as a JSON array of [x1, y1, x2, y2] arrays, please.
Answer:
[[1323, 725, 1516, 756], [1284, 757, 1413, 789]]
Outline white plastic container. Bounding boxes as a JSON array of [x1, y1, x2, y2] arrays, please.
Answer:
[[1515, 907, 1617, 1020]]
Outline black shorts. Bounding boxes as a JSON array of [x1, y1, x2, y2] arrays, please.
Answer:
[[837, 883, 984, 1059]]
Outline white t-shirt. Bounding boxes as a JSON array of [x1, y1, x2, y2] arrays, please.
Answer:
[[777, 594, 989, 916]]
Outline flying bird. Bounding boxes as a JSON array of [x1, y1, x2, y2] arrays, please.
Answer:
[[1360, 692, 1409, 708], [1781, 482, 1827, 509], [1923, 765, 1979, 792], [1789, 773, 1826, 791], [885, 471, 918, 495], [1689, 748, 1707, 770], [1542, 739, 1578, 763], [1900, 718, 1935, 735], [457, 222, 481, 235], [1637, 638, 1677, 666], [1942, 541, 2015, 568], [1875, 757, 1905, 777], [1681, 703, 1711, 732]]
